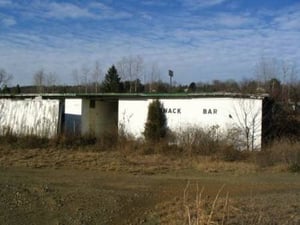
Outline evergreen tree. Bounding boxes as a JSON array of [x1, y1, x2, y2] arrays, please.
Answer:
[[102, 65, 121, 92], [144, 99, 167, 142], [12, 84, 21, 94], [2, 85, 10, 93], [16, 84, 21, 94]]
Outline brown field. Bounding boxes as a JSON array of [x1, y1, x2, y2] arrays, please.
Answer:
[[0, 147, 299, 225]]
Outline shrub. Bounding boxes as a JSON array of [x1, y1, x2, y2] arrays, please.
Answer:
[[218, 145, 247, 162], [143, 99, 167, 142], [255, 150, 275, 167], [96, 131, 118, 151], [288, 163, 300, 173], [0, 133, 49, 149], [255, 139, 300, 169], [173, 126, 228, 156]]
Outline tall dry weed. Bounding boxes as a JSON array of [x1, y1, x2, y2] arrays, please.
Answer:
[[255, 139, 300, 172]]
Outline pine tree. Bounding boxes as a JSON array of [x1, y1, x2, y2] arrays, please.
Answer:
[[102, 65, 121, 92], [144, 99, 167, 142]]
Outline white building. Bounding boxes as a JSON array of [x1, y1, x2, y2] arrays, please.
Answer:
[[0, 97, 61, 138], [118, 95, 263, 150], [0, 93, 266, 149]]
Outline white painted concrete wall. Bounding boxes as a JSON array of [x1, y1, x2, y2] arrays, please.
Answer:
[[118, 97, 263, 149], [0, 98, 60, 137]]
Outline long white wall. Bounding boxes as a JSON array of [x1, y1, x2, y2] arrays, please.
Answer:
[[118, 97, 263, 149], [0, 98, 61, 137]]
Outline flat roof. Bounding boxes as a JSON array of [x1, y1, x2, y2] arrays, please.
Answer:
[[0, 92, 268, 100]]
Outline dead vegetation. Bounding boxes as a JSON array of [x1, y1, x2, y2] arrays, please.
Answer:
[[149, 181, 300, 225], [0, 130, 299, 174], [0, 132, 300, 224]]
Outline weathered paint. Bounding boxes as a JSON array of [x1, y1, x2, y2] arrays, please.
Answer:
[[0, 98, 61, 137], [118, 97, 262, 149], [81, 99, 118, 136]]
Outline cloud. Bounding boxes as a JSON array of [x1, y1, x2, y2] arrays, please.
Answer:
[[7, 1, 132, 21], [45, 2, 94, 19], [183, 0, 229, 9], [0, 0, 299, 86], [1, 17, 15, 26], [0, 13, 16, 26], [177, 12, 257, 29], [0, 0, 11, 6], [213, 13, 257, 28], [88, 2, 132, 20], [141, 0, 168, 6], [274, 11, 300, 30]]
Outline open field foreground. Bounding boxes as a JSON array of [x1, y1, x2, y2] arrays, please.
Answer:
[[0, 148, 299, 225]]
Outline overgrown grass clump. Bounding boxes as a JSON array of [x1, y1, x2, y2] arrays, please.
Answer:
[[255, 139, 300, 172], [1, 128, 299, 173]]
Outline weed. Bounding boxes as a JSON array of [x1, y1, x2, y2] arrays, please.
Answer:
[[288, 163, 300, 173], [255, 139, 300, 170]]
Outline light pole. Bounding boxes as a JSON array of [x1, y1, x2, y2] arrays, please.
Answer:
[[168, 70, 174, 90]]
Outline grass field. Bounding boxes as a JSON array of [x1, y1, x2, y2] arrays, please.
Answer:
[[0, 147, 299, 225]]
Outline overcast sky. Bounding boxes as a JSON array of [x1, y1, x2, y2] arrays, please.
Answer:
[[0, 0, 300, 86]]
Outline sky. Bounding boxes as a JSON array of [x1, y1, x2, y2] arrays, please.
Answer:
[[0, 0, 300, 86]]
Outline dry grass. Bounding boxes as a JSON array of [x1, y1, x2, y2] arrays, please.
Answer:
[[255, 139, 300, 172], [150, 182, 229, 225], [191, 156, 258, 174], [1, 136, 300, 225], [1, 140, 299, 175], [184, 182, 229, 225], [1, 132, 300, 175], [150, 181, 300, 225], [0, 147, 189, 175]]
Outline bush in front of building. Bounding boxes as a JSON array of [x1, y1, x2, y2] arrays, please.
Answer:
[[172, 126, 220, 156], [143, 99, 168, 142], [171, 126, 247, 161]]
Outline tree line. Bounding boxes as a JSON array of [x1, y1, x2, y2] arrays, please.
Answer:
[[1, 56, 299, 142], [1, 56, 299, 101]]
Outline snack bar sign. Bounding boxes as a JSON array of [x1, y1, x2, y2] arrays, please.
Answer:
[[162, 107, 218, 115]]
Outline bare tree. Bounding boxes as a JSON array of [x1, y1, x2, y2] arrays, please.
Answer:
[[255, 57, 280, 84], [33, 69, 46, 93], [0, 68, 13, 90], [46, 72, 58, 86], [148, 62, 161, 92], [239, 79, 261, 94], [46, 72, 59, 93], [117, 55, 144, 92], [254, 57, 300, 107], [81, 66, 90, 93], [133, 55, 144, 92], [117, 56, 133, 92], [232, 99, 262, 151], [72, 69, 81, 93], [72, 66, 91, 93], [91, 61, 102, 93], [281, 60, 298, 104]]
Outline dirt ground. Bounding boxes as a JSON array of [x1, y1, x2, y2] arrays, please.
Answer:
[[0, 148, 299, 225]]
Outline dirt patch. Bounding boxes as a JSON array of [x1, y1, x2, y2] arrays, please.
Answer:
[[0, 168, 163, 225], [0, 148, 300, 224]]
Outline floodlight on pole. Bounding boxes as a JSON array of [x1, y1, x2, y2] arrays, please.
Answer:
[[168, 70, 174, 89]]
